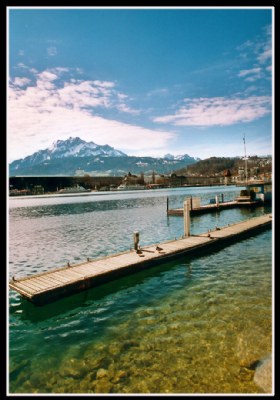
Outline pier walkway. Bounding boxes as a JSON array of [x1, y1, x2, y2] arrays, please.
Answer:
[[9, 214, 272, 305], [167, 200, 262, 216]]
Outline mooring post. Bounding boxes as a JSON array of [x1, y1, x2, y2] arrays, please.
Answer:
[[133, 231, 140, 250], [183, 199, 191, 237], [167, 197, 169, 212], [221, 193, 224, 203], [215, 195, 219, 207]]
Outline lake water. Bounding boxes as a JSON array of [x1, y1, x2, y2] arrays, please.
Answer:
[[8, 186, 273, 394]]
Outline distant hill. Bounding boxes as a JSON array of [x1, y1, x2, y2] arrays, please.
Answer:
[[9, 136, 199, 176], [175, 156, 272, 176]]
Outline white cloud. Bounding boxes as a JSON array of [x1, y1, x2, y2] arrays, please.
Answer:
[[92, 80, 115, 88], [11, 77, 31, 87], [117, 93, 128, 100], [244, 86, 258, 94], [258, 48, 272, 64], [147, 88, 169, 97], [54, 67, 69, 74], [238, 67, 262, 82], [38, 71, 59, 81], [153, 96, 271, 127], [8, 68, 175, 162], [236, 24, 272, 84], [244, 75, 261, 83], [116, 103, 140, 115], [115, 93, 140, 114], [238, 68, 261, 77], [47, 46, 57, 56], [236, 40, 254, 52], [16, 62, 29, 69]]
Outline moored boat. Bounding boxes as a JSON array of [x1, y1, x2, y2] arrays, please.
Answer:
[[117, 183, 146, 190], [235, 181, 272, 204], [58, 185, 91, 194]]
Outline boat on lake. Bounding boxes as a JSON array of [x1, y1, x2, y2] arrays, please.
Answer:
[[235, 181, 272, 204], [235, 135, 272, 205], [58, 185, 91, 194], [117, 183, 147, 190]]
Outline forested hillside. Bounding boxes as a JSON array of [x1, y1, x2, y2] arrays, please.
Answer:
[[175, 156, 272, 176]]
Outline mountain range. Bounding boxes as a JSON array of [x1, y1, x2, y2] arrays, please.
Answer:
[[9, 137, 199, 176]]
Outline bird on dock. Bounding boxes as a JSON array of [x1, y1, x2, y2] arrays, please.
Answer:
[[12, 276, 16, 281], [136, 249, 145, 257], [156, 246, 163, 251], [67, 262, 70, 267]]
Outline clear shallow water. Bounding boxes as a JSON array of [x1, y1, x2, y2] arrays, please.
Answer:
[[8, 186, 273, 394]]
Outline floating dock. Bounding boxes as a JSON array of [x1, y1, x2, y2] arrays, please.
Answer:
[[9, 214, 272, 305], [167, 198, 262, 216]]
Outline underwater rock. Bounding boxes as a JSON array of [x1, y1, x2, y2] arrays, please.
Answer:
[[94, 379, 113, 393], [253, 355, 272, 393], [96, 368, 108, 379], [112, 370, 127, 383]]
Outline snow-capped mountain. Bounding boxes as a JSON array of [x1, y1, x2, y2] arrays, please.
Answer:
[[9, 137, 199, 176], [15, 136, 126, 166], [164, 153, 193, 161], [48, 137, 127, 158]]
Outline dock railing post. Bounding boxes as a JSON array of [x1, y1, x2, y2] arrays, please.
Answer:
[[183, 199, 191, 237], [133, 231, 140, 250]]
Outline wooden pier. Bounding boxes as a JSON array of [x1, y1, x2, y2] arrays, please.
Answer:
[[167, 200, 262, 216], [9, 214, 272, 305]]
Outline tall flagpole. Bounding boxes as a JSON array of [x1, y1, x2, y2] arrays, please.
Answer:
[[243, 133, 248, 185]]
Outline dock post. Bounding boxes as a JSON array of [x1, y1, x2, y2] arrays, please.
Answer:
[[167, 197, 169, 212], [215, 195, 219, 207], [183, 199, 191, 237], [133, 231, 140, 250], [221, 193, 224, 203]]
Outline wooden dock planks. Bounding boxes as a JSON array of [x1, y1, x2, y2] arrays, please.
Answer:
[[167, 200, 262, 216], [200, 214, 272, 239], [9, 214, 272, 305]]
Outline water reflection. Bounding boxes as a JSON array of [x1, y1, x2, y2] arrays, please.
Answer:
[[9, 254, 196, 323]]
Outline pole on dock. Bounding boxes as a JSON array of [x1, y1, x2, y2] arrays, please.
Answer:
[[133, 231, 140, 250], [215, 195, 219, 207], [167, 197, 169, 212], [221, 193, 224, 203], [183, 199, 191, 237]]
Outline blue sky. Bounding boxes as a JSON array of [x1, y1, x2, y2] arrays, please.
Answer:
[[8, 7, 273, 162]]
